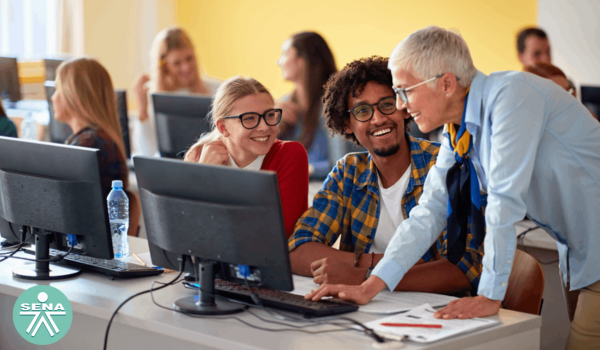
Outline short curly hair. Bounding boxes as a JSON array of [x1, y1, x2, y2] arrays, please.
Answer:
[[322, 56, 410, 145]]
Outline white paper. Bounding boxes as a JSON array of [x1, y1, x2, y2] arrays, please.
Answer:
[[290, 275, 458, 314], [364, 303, 500, 343]]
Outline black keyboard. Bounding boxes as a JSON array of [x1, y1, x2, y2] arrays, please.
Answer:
[[24, 248, 163, 278], [213, 279, 359, 317]]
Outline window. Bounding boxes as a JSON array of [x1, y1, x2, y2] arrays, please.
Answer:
[[0, 0, 59, 58]]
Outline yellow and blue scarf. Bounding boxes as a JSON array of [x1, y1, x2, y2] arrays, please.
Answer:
[[445, 89, 485, 265]]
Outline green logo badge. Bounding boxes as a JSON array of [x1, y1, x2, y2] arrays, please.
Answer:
[[13, 285, 73, 345]]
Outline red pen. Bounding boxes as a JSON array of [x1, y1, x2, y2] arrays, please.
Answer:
[[380, 323, 443, 329]]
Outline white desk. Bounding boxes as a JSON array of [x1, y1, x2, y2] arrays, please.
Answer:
[[0, 237, 541, 350]]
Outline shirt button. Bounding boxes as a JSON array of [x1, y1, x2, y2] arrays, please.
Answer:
[[501, 282, 506, 287], [507, 260, 511, 264]]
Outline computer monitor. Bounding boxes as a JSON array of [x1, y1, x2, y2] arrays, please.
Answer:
[[44, 81, 131, 158], [43, 58, 65, 82], [134, 155, 293, 315], [0, 57, 21, 102], [581, 85, 600, 122], [152, 93, 212, 158], [0, 137, 113, 280]]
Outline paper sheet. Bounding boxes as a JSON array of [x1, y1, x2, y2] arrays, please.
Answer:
[[290, 275, 458, 314], [364, 303, 500, 343]]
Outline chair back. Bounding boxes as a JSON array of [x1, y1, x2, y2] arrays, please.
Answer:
[[504, 249, 545, 315]]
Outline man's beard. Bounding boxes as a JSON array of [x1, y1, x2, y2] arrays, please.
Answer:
[[372, 143, 400, 157]]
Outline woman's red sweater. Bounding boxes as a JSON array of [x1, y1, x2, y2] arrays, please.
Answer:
[[260, 140, 309, 238]]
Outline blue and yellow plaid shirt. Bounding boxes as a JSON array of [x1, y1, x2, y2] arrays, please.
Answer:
[[289, 135, 485, 292]]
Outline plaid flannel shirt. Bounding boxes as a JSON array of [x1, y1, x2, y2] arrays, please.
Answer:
[[289, 134, 485, 292]]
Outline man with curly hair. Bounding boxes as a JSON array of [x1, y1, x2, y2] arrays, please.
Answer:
[[288, 56, 484, 294]]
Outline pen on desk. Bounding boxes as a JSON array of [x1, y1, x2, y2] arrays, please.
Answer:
[[380, 323, 442, 329], [132, 253, 146, 266]]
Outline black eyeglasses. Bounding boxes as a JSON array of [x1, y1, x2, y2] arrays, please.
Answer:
[[347, 96, 397, 122], [222, 109, 283, 129]]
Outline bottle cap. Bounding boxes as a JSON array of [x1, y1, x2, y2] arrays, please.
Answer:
[[111, 180, 123, 188]]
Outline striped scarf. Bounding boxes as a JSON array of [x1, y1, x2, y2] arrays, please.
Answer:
[[445, 87, 485, 264]]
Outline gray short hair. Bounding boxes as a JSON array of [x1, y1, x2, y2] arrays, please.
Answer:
[[389, 26, 477, 89]]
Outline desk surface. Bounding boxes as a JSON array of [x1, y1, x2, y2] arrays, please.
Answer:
[[0, 237, 541, 350]]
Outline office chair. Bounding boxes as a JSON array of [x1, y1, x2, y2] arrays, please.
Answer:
[[504, 249, 545, 315]]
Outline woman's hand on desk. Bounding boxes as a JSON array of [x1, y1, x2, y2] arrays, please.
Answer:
[[199, 140, 230, 165], [433, 295, 502, 320], [305, 275, 387, 305]]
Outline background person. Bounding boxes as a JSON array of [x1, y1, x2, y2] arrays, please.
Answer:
[[0, 99, 18, 137], [132, 26, 222, 156], [276, 31, 337, 178], [184, 76, 309, 237]]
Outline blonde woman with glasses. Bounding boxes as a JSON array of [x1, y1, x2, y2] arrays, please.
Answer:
[[184, 76, 309, 238]]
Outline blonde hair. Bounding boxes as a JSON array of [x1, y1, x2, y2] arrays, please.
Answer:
[[149, 26, 204, 93], [184, 76, 273, 162], [56, 58, 127, 163], [389, 26, 477, 89]]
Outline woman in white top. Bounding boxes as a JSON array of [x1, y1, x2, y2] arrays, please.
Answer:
[[132, 26, 221, 156]]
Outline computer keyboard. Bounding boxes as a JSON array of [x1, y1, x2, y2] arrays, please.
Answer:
[[213, 279, 359, 317], [24, 248, 163, 278]]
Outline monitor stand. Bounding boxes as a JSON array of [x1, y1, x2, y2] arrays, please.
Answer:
[[12, 229, 81, 280], [174, 259, 245, 315]]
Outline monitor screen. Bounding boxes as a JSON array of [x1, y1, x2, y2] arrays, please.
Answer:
[[0, 137, 114, 279], [134, 155, 293, 314], [152, 93, 212, 158], [581, 85, 600, 122]]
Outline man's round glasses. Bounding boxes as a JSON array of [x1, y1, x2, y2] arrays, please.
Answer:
[[392, 73, 460, 104], [347, 96, 397, 122], [222, 108, 283, 129]]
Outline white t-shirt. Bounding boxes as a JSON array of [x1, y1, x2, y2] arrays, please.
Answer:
[[369, 166, 412, 254], [132, 75, 222, 157], [229, 155, 265, 171]]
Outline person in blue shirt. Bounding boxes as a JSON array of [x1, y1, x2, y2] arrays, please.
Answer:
[[0, 100, 18, 138], [306, 26, 600, 349]]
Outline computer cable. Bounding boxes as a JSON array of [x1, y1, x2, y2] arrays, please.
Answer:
[[163, 275, 390, 344], [239, 276, 386, 343], [102, 255, 186, 350], [517, 225, 560, 265]]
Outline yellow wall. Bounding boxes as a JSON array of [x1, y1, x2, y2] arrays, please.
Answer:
[[176, 0, 537, 99]]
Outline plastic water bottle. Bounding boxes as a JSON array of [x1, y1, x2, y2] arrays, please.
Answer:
[[20, 113, 38, 140], [107, 180, 129, 258]]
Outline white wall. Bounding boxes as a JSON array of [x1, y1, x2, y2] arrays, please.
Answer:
[[538, 0, 600, 87]]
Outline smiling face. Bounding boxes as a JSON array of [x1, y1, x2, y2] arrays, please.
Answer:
[[344, 81, 408, 157], [277, 39, 304, 82], [217, 93, 278, 164], [163, 47, 198, 88], [392, 68, 452, 134]]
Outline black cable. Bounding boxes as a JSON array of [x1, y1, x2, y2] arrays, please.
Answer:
[[518, 225, 560, 265], [102, 257, 186, 350]]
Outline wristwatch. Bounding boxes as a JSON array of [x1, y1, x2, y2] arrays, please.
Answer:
[[365, 267, 374, 280]]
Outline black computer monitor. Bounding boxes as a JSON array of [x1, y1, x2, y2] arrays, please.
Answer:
[[44, 81, 131, 158], [581, 85, 600, 122], [43, 58, 65, 82], [152, 93, 212, 158], [134, 155, 293, 315], [0, 137, 113, 280], [0, 57, 21, 102]]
